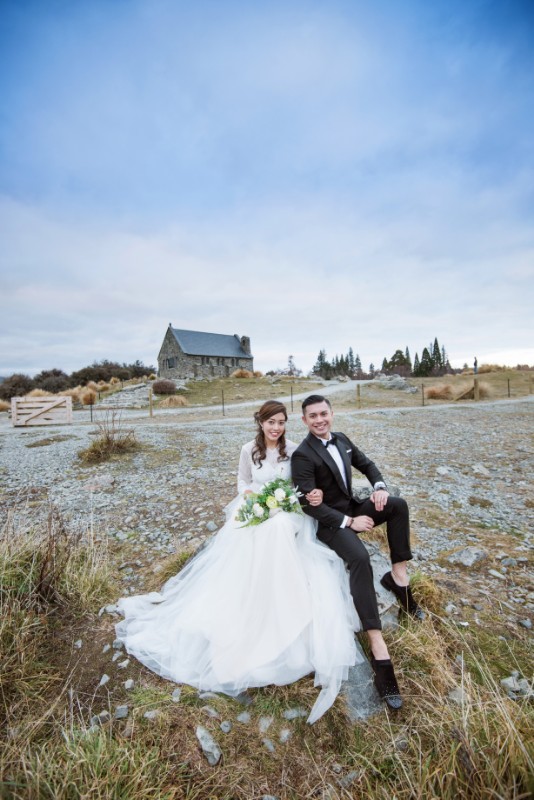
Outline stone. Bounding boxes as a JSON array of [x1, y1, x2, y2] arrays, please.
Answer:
[[143, 710, 159, 720], [341, 644, 384, 722], [488, 569, 506, 580], [472, 464, 490, 476], [112, 652, 121, 662], [448, 687, 466, 705], [445, 603, 458, 615], [198, 691, 219, 700], [236, 711, 251, 723], [436, 466, 450, 475], [97, 710, 111, 724], [124, 679, 134, 690], [201, 705, 220, 719], [84, 473, 115, 492], [235, 692, 253, 706], [117, 659, 130, 669], [114, 705, 129, 720], [196, 725, 222, 766], [447, 547, 488, 567], [102, 644, 111, 653], [98, 674, 110, 688], [104, 604, 119, 615], [519, 618, 532, 629], [501, 558, 518, 567], [112, 639, 124, 650], [171, 687, 181, 702], [220, 721, 232, 733], [338, 770, 360, 789], [501, 676, 520, 692], [259, 716, 273, 733], [206, 521, 218, 532], [279, 728, 292, 743], [262, 738, 275, 753], [282, 707, 308, 721]]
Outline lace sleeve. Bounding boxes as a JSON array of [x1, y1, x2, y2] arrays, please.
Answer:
[[237, 442, 254, 493]]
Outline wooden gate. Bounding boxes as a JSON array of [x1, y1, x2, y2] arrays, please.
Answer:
[[11, 396, 73, 427]]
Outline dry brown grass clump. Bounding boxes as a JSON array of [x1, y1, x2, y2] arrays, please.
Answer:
[[425, 384, 453, 400], [253, 370, 264, 378], [158, 395, 188, 408], [78, 412, 139, 463], [25, 388, 53, 397], [109, 376, 121, 385], [58, 386, 82, 403], [478, 363, 505, 373], [231, 368, 253, 378], [80, 388, 97, 405], [148, 373, 157, 380], [0, 399, 9, 412], [85, 381, 100, 392], [455, 382, 491, 401], [98, 382, 111, 392]]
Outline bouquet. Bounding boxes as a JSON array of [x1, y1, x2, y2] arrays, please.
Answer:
[[235, 477, 303, 528]]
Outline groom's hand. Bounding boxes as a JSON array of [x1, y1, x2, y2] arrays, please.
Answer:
[[370, 489, 389, 512], [348, 515, 375, 532]]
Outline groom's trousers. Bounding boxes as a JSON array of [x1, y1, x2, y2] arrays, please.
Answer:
[[316, 496, 412, 631]]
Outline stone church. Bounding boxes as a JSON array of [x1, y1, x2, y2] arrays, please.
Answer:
[[158, 325, 254, 379]]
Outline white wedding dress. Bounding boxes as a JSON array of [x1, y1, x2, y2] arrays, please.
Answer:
[[116, 440, 362, 723]]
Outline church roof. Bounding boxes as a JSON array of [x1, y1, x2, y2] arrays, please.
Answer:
[[169, 327, 252, 358]]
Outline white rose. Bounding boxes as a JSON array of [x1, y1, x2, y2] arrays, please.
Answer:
[[289, 494, 298, 504], [253, 503, 265, 518], [274, 488, 286, 502]]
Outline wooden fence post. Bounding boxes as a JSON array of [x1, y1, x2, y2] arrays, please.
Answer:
[[149, 387, 153, 417], [222, 390, 225, 417], [421, 384, 425, 406], [357, 384, 361, 409], [474, 378, 479, 401]]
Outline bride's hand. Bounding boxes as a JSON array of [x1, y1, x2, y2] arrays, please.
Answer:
[[306, 488, 323, 506]]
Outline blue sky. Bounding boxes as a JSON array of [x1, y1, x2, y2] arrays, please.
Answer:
[[1, 0, 533, 375]]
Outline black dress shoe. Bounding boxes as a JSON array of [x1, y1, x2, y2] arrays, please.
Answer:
[[371, 657, 403, 710], [380, 571, 426, 621]]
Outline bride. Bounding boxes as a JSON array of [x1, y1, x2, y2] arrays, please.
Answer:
[[116, 400, 362, 723]]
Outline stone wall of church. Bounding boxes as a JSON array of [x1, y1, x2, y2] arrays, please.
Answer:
[[157, 329, 253, 379]]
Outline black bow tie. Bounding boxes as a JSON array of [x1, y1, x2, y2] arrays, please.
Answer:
[[325, 435, 337, 448]]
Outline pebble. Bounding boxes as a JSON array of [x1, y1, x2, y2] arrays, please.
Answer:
[[448, 687, 466, 705], [171, 687, 181, 702], [112, 652, 121, 662], [102, 644, 111, 654], [259, 716, 273, 733], [236, 711, 251, 723], [112, 639, 124, 650], [196, 725, 222, 765], [144, 710, 159, 720], [279, 728, 292, 743], [114, 705, 129, 720], [220, 721, 232, 733], [282, 707, 308, 720], [124, 679, 134, 690], [98, 674, 110, 687], [117, 659, 130, 669], [262, 738, 275, 753], [201, 705, 220, 719], [519, 618, 532, 629], [74, 639, 82, 649], [488, 569, 507, 580]]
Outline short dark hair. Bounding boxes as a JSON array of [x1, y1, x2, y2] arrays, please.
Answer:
[[301, 394, 332, 413]]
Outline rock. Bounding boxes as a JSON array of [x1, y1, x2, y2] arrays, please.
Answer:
[[104, 604, 119, 615], [261, 796, 279, 800], [279, 728, 292, 743], [112, 639, 124, 650], [262, 738, 275, 753], [98, 710, 111, 724], [338, 770, 360, 789], [488, 569, 506, 580], [236, 711, 251, 724], [114, 705, 129, 720], [448, 686, 466, 705], [198, 691, 219, 700], [220, 721, 232, 733], [98, 674, 110, 687], [124, 679, 134, 690], [122, 718, 134, 738], [501, 558, 518, 567], [501, 676, 520, 692], [436, 466, 450, 476], [519, 618, 532, 629], [112, 652, 121, 662], [171, 687, 181, 702], [235, 692, 253, 706], [74, 639, 83, 649], [201, 705, 220, 719], [447, 547, 487, 567], [84, 473, 115, 492], [445, 603, 458, 615], [341, 644, 384, 722], [196, 725, 222, 766], [282, 707, 308, 721], [259, 716, 273, 733], [206, 521, 218, 532], [102, 644, 111, 653], [143, 710, 159, 720], [472, 464, 490, 476], [117, 659, 130, 669]]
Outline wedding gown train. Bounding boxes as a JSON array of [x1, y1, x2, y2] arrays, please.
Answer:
[[116, 441, 362, 723]]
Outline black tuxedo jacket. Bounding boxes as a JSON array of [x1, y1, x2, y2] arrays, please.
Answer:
[[291, 431, 384, 531]]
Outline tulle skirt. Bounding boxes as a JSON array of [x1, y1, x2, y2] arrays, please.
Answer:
[[116, 500, 362, 723]]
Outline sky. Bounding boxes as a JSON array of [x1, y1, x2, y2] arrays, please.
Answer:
[[1, 0, 533, 377]]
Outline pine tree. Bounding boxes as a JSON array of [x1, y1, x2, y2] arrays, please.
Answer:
[[381, 357, 389, 373], [413, 352, 420, 375], [419, 347, 433, 377], [347, 347, 355, 376], [354, 354, 362, 377], [405, 347, 412, 369], [432, 337, 442, 372], [368, 362, 375, 377]]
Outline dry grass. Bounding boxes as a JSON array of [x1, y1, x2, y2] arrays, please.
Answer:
[[58, 386, 83, 403], [78, 411, 140, 463], [455, 381, 491, 401], [425, 384, 454, 400], [26, 388, 54, 397], [80, 388, 97, 405], [109, 376, 121, 385], [231, 368, 254, 378], [0, 399, 9, 412], [158, 395, 188, 408], [253, 370, 264, 378]]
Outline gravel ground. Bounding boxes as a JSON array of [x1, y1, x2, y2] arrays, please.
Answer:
[[1, 394, 533, 620]]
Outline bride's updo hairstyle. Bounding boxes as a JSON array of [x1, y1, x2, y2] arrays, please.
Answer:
[[252, 400, 289, 465]]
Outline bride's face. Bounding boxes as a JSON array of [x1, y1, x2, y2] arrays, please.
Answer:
[[261, 412, 286, 446]]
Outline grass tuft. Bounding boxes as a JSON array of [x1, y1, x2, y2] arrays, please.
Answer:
[[78, 411, 140, 463]]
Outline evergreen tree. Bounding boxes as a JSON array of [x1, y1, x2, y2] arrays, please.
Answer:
[[405, 347, 412, 369], [381, 357, 389, 373], [432, 337, 442, 372], [354, 354, 362, 377], [312, 349, 328, 377], [368, 362, 375, 377], [413, 353, 420, 375], [419, 347, 433, 376], [347, 347, 355, 376]]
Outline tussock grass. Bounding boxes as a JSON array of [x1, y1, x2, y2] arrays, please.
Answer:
[[25, 388, 54, 397], [231, 368, 254, 378], [0, 399, 9, 412], [78, 411, 140, 463], [158, 395, 188, 408], [80, 388, 97, 405], [58, 386, 82, 403], [425, 384, 454, 400]]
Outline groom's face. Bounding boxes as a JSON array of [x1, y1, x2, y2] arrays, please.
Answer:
[[302, 400, 334, 440]]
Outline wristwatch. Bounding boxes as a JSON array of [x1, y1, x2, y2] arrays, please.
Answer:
[[373, 481, 387, 491]]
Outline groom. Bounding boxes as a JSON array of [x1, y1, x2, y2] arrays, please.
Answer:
[[291, 394, 425, 709]]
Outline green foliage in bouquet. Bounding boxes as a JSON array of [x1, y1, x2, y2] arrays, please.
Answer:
[[235, 478, 303, 528]]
